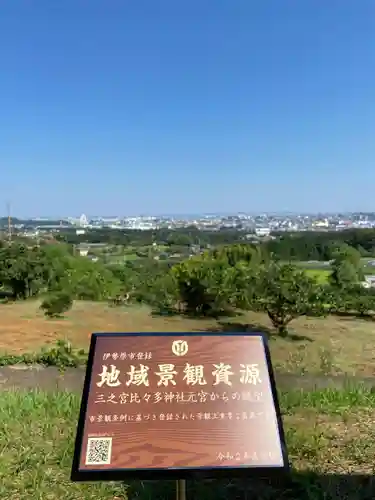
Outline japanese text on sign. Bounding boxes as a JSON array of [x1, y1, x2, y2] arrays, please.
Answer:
[[102, 352, 152, 361], [96, 362, 262, 388], [88, 410, 270, 424], [94, 390, 264, 404]]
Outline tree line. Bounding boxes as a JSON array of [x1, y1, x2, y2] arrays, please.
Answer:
[[0, 239, 374, 335], [53, 227, 375, 261], [56, 227, 244, 247], [266, 228, 375, 260]]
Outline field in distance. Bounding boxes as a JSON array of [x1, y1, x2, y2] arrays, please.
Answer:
[[1, 300, 375, 377], [294, 258, 375, 282]]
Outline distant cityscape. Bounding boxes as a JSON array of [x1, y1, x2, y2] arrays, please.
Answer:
[[1, 212, 375, 237], [1, 211, 375, 284]]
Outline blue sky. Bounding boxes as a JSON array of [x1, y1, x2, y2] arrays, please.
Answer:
[[1, 1, 375, 217]]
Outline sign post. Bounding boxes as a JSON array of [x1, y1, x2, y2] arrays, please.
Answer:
[[71, 332, 289, 491], [177, 479, 186, 500]]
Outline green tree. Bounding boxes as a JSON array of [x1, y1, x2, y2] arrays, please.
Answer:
[[341, 286, 375, 318], [250, 263, 325, 336], [166, 232, 192, 247], [329, 244, 364, 289], [0, 243, 46, 299], [40, 291, 73, 318], [55, 258, 122, 301], [40, 243, 75, 292], [209, 243, 268, 268], [170, 256, 235, 316], [144, 272, 179, 313]]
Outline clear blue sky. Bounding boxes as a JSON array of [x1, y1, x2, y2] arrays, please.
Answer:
[[1, 1, 375, 217]]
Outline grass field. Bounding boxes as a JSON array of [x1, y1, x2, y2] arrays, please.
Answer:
[[1, 298, 375, 498], [303, 267, 374, 282], [298, 261, 375, 278], [1, 387, 374, 499], [1, 300, 375, 377], [304, 268, 331, 283]]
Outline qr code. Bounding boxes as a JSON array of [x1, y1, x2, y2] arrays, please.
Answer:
[[85, 437, 112, 465]]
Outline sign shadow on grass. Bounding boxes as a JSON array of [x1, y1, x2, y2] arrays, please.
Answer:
[[124, 471, 375, 500]]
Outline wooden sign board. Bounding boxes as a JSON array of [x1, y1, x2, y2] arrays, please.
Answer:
[[71, 332, 289, 481]]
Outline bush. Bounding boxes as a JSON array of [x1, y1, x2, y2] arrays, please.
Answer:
[[55, 261, 123, 301], [40, 292, 73, 318], [170, 257, 236, 317]]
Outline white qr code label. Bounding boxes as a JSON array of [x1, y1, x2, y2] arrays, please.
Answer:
[[85, 437, 112, 465]]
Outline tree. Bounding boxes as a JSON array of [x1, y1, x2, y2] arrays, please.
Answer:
[[54, 257, 122, 301], [329, 244, 364, 290], [166, 232, 192, 247], [250, 263, 325, 336], [170, 257, 235, 316], [144, 272, 180, 314], [40, 243, 75, 292], [225, 261, 262, 311], [329, 260, 361, 290], [341, 286, 375, 318], [208, 243, 268, 268], [349, 294, 374, 318], [40, 292, 73, 318], [0, 243, 46, 299]]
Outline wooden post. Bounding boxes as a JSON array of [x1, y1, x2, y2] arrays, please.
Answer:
[[176, 479, 186, 500]]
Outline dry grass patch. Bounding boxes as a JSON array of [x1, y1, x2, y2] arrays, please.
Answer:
[[284, 410, 375, 475], [0, 301, 220, 353], [266, 314, 375, 376], [1, 301, 375, 377]]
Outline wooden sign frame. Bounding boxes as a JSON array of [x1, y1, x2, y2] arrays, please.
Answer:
[[71, 332, 289, 482]]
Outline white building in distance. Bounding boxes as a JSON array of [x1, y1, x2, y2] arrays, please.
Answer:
[[79, 214, 89, 227], [255, 227, 271, 237]]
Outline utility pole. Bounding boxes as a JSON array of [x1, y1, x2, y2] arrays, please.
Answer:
[[6, 201, 12, 243]]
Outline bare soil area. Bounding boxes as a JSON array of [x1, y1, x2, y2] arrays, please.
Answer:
[[1, 300, 375, 376]]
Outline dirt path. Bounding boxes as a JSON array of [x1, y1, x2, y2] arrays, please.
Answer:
[[1, 365, 375, 393]]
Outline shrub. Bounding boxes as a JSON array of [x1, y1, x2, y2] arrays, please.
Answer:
[[40, 292, 73, 318]]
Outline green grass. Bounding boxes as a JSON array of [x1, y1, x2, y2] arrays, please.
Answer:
[[0, 340, 87, 369], [0, 391, 127, 500], [304, 269, 330, 283], [107, 254, 140, 264], [122, 253, 141, 261], [363, 265, 375, 275], [297, 261, 375, 278], [1, 387, 375, 499]]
